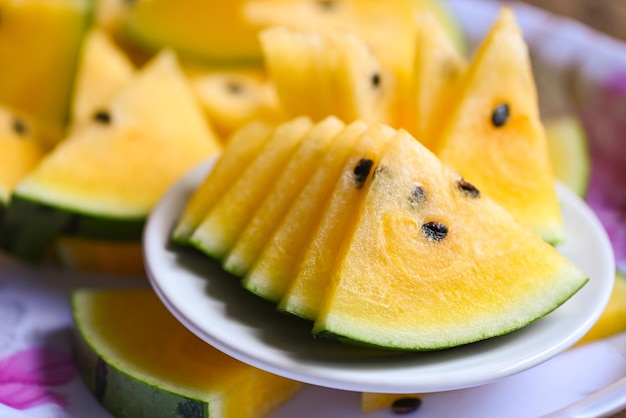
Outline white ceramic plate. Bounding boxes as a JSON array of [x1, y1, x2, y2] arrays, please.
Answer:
[[143, 160, 615, 394]]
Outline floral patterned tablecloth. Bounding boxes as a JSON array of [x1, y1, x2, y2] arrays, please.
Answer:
[[1, 0, 626, 417]]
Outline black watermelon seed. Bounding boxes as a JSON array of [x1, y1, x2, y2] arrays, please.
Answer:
[[371, 72, 381, 88], [12, 118, 28, 136], [317, 0, 336, 10], [457, 179, 480, 198], [421, 221, 448, 242], [93, 110, 112, 124], [391, 397, 422, 414], [491, 103, 510, 127], [353, 158, 374, 188], [226, 81, 243, 95], [409, 185, 426, 206]]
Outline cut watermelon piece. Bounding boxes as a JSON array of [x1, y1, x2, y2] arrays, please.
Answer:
[[404, 11, 466, 151], [435, 7, 563, 244], [278, 123, 395, 318], [313, 129, 587, 350], [189, 117, 313, 259], [260, 26, 394, 124], [191, 69, 282, 140], [0, 0, 93, 147], [241, 121, 380, 303], [173, 121, 275, 245], [5, 50, 221, 261], [71, 27, 135, 126], [72, 288, 303, 418], [223, 116, 345, 277]]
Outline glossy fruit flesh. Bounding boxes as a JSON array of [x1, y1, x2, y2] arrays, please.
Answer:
[[278, 123, 395, 318], [435, 8, 563, 244], [223, 116, 345, 277], [190, 117, 312, 259], [72, 289, 303, 418], [313, 130, 587, 350], [240, 121, 369, 302]]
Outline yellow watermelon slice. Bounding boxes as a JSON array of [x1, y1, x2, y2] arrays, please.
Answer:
[[313, 129, 587, 350], [223, 116, 345, 277], [189, 117, 312, 259], [0, 0, 93, 147], [173, 121, 275, 245], [278, 123, 395, 318], [190, 69, 282, 140], [71, 27, 135, 126], [119, 0, 262, 65], [72, 288, 303, 418], [5, 50, 220, 261], [435, 7, 563, 244], [237, 120, 367, 301], [0, 106, 46, 205], [404, 11, 466, 150], [260, 26, 394, 124]]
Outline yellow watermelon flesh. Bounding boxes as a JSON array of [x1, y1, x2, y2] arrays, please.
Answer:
[[0, 0, 92, 147], [260, 26, 394, 124], [223, 116, 345, 277], [14, 50, 220, 219], [190, 117, 312, 259], [190, 69, 282, 140], [120, 0, 262, 65], [313, 129, 587, 350], [71, 27, 135, 126], [435, 7, 563, 244], [246, 0, 416, 111], [404, 11, 466, 151], [278, 123, 395, 319], [5, 50, 220, 262], [173, 121, 275, 245], [0, 106, 46, 204], [72, 288, 303, 418], [241, 120, 369, 302]]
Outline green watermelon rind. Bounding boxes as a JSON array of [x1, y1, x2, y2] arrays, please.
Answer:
[[1, 194, 144, 262], [313, 273, 588, 351], [71, 295, 212, 418]]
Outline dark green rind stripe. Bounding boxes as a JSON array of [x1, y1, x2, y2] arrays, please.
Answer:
[[1, 194, 145, 262], [72, 328, 209, 418]]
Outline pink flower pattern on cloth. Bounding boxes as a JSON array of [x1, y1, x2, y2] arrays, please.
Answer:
[[0, 347, 76, 410]]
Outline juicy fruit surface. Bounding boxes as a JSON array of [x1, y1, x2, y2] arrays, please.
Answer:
[[72, 288, 302, 418], [71, 28, 135, 125], [313, 130, 587, 350], [237, 120, 367, 300], [0, 107, 46, 203], [121, 0, 261, 64], [0, 0, 92, 147], [177, 117, 587, 351], [14, 51, 220, 219], [224, 116, 345, 277], [405, 11, 466, 150], [173, 121, 275, 244], [260, 26, 393, 124], [436, 8, 563, 244], [544, 115, 591, 197], [190, 117, 312, 259], [278, 123, 395, 318]]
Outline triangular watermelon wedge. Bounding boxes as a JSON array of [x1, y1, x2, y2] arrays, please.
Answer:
[[435, 7, 563, 244], [313, 129, 588, 350], [5, 50, 221, 261]]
